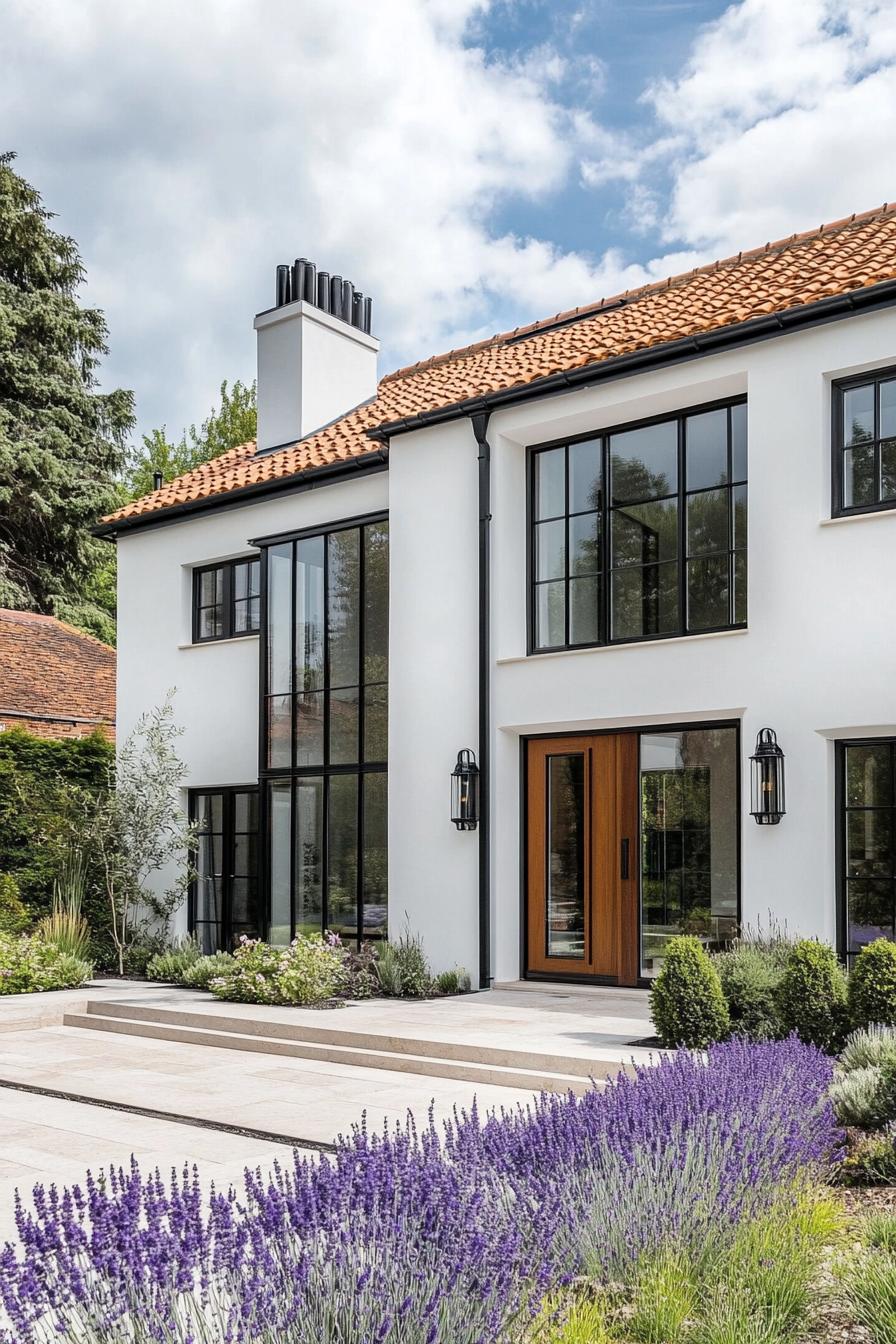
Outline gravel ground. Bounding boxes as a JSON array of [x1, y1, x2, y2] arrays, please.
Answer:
[[803, 1185, 894, 1344]]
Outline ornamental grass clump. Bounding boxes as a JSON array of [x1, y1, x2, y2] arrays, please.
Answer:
[[0, 1038, 841, 1344]]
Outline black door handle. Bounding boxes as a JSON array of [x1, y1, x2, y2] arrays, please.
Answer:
[[620, 838, 630, 880]]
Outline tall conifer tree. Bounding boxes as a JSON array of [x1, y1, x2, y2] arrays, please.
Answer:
[[0, 152, 133, 643]]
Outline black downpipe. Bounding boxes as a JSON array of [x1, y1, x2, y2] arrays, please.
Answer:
[[471, 409, 492, 990]]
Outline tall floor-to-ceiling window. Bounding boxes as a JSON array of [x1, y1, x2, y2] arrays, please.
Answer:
[[261, 515, 388, 946]]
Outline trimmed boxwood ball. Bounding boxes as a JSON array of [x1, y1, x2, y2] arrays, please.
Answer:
[[777, 939, 848, 1053], [848, 938, 896, 1030], [650, 935, 730, 1049]]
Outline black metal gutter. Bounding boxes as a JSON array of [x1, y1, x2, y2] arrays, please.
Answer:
[[366, 280, 896, 442], [470, 408, 492, 991], [93, 451, 389, 539]]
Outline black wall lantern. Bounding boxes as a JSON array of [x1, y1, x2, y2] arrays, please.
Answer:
[[750, 727, 786, 825], [451, 749, 480, 831]]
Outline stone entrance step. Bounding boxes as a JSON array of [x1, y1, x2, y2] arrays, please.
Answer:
[[62, 1000, 629, 1096]]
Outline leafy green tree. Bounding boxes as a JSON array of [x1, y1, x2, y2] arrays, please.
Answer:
[[78, 694, 198, 974], [0, 152, 134, 644], [127, 378, 256, 497]]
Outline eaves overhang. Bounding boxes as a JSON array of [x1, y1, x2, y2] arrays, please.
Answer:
[[366, 278, 896, 443], [94, 449, 389, 539]]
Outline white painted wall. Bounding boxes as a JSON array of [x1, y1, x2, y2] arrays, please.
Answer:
[[116, 303, 896, 979], [115, 471, 388, 937], [386, 418, 481, 975], [482, 306, 896, 980]]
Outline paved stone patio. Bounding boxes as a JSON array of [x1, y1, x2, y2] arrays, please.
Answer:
[[0, 978, 654, 1244]]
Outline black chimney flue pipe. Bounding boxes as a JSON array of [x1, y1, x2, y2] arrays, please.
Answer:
[[291, 258, 307, 305], [152, 470, 163, 491], [273, 258, 372, 329], [303, 261, 316, 304], [329, 274, 342, 315]]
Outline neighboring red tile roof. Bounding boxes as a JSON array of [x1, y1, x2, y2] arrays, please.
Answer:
[[0, 609, 116, 741], [103, 203, 896, 527]]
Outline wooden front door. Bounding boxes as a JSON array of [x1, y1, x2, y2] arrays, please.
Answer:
[[526, 734, 640, 985]]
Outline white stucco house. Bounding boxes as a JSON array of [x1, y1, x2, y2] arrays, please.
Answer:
[[98, 205, 896, 990]]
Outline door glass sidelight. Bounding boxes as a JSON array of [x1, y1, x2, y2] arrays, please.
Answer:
[[546, 754, 587, 959], [639, 728, 738, 975]]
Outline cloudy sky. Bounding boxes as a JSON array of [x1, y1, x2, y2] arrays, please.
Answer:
[[2, 0, 895, 441]]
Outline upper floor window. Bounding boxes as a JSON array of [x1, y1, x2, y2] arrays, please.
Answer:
[[193, 556, 260, 642], [833, 367, 896, 516], [529, 399, 747, 652]]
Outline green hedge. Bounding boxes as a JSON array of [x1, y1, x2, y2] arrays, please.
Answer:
[[0, 727, 114, 953], [0, 728, 113, 788]]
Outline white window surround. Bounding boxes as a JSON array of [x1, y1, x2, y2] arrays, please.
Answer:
[[496, 624, 749, 665], [178, 634, 259, 651], [819, 509, 896, 527]]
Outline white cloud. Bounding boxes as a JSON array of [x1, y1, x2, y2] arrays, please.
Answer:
[[1, 0, 895, 440], [0, 0, 630, 435], [643, 0, 896, 251]]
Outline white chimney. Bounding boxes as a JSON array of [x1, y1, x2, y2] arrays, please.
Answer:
[[254, 260, 379, 452]]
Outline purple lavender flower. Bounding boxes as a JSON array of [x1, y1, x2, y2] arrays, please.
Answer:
[[0, 1037, 840, 1342]]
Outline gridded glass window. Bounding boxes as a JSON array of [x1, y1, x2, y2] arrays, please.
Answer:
[[262, 517, 388, 948], [193, 557, 260, 642], [840, 740, 896, 963], [834, 368, 896, 515], [190, 788, 259, 952], [530, 401, 747, 651]]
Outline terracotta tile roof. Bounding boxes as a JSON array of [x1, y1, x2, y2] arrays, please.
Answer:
[[104, 203, 896, 527], [0, 609, 116, 740]]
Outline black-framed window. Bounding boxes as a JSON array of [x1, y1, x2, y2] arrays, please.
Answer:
[[261, 515, 388, 948], [833, 366, 896, 516], [189, 788, 259, 952], [193, 557, 261, 642], [528, 399, 747, 652], [838, 739, 896, 964]]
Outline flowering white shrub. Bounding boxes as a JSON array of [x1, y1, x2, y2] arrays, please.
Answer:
[[209, 933, 344, 1006]]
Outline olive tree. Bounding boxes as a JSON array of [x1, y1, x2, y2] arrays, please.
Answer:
[[83, 694, 197, 974]]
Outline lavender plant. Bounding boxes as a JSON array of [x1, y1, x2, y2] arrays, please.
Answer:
[[0, 1038, 841, 1344]]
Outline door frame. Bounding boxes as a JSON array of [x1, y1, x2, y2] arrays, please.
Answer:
[[520, 718, 742, 988]]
